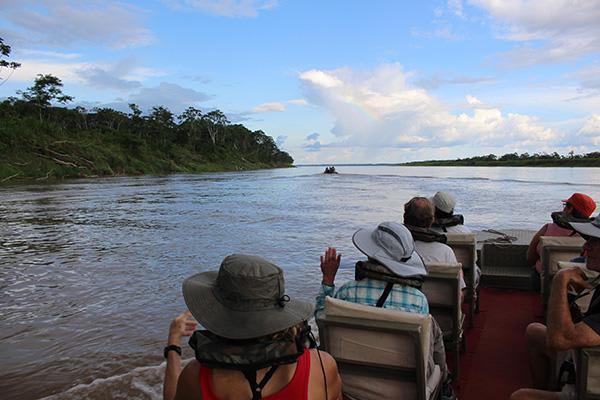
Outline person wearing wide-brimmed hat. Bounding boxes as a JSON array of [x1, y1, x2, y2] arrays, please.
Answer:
[[163, 254, 342, 400], [315, 221, 455, 399], [512, 214, 600, 400]]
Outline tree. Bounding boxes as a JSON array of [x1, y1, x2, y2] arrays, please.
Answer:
[[0, 37, 21, 85], [19, 74, 73, 121], [202, 110, 229, 145]]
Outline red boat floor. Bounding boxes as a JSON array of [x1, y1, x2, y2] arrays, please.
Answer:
[[455, 287, 543, 400]]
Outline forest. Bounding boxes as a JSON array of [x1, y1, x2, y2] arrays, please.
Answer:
[[400, 151, 600, 167], [0, 43, 293, 183]]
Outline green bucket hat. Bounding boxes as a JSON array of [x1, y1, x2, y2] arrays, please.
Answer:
[[182, 254, 314, 340]]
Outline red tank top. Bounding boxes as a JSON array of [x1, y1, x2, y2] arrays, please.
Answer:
[[199, 349, 311, 400]]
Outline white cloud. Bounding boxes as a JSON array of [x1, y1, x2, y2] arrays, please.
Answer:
[[448, 0, 465, 18], [288, 98, 308, 106], [18, 49, 81, 59], [579, 115, 600, 145], [9, 60, 90, 84], [166, 0, 277, 17], [299, 70, 343, 89], [469, 0, 600, 66], [299, 63, 567, 152], [1, 0, 154, 49], [465, 95, 482, 105], [7, 58, 162, 90], [251, 102, 286, 113]]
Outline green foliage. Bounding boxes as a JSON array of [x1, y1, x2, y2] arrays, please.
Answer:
[[19, 74, 73, 107], [0, 37, 21, 82], [0, 97, 294, 182], [401, 151, 600, 167]]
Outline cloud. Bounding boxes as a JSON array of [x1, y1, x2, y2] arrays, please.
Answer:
[[303, 132, 321, 152], [288, 98, 308, 106], [469, 0, 600, 67], [410, 27, 464, 41], [414, 74, 495, 90], [299, 70, 343, 89], [18, 49, 81, 59], [565, 62, 600, 100], [127, 82, 213, 112], [76, 59, 149, 91], [9, 59, 90, 83], [1, 0, 154, 49], [579, 115, 600, 146], [465, 95, 482, 105], [251, 102, 285, 113], [447, 0, 465, 18], [182, 74, 212, 84], [299, 63, 564, 151], [165, 0, 277, 17], [7, 57, 161, 91]]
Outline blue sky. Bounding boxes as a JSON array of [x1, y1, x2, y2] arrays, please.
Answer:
[[1, 0, 599, 164]]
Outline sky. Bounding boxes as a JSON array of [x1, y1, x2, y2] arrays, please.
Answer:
[[1, 0, 599, 164]]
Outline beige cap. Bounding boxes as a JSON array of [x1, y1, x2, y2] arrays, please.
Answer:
[[431, 191, 456, 214]]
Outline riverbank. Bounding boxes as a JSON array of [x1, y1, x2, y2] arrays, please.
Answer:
[[398, 152, 600, 167], [0, 100, 293, 183]]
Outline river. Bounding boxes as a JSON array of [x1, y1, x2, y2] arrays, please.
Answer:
[[1, 165, 599, 399]]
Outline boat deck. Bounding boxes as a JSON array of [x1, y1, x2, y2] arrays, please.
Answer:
[[456, 287, 542, 399]]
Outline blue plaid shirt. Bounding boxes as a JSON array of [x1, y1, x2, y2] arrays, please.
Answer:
[[315, 278, 429, 318]]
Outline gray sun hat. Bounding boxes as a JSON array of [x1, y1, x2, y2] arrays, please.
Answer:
[[570, 214, 600, 239], [352, 221, 427, 278], [182, 254, 314, 340], [430, 191, 456, 214]]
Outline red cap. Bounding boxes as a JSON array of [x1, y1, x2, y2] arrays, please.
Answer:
[[563, 193, 596, 218]]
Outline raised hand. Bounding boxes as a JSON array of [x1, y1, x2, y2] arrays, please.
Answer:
[[320, 247, 341, 286], [168, 311, 198, 346]]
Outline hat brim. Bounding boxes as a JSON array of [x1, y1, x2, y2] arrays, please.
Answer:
[[182, 271, 314, 340], [352, 228, 427, 277], [570, 221, 600, 239]]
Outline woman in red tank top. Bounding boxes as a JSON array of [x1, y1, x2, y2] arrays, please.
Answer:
[[163, 254, 342, 400]]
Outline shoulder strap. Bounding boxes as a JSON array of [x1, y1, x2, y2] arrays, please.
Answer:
[[376, 282, 394, 307], [242, 365, 280, 400]]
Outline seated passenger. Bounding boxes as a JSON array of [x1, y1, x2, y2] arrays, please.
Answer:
[[527, 193, 596, 292], [404, 196, 466, 302], [315, 222, 455, 398], [430, 190, 482, 289], [164, 254, 342, 400], [430, 191, 470, 234], [511, 214, 600, 400]]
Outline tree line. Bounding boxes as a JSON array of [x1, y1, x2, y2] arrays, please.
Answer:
[[401, 151, 600, 167], [0, 39, 293, 182]]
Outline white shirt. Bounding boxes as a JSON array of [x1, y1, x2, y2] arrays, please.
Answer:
[[431, 224, 472, 234], [414, 240, 466, 289]]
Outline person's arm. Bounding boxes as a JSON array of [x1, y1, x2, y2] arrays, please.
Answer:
[[310, 349, 343, 400], [164, 311, 197, 400], [546, 268, 600, 351], [527, 225, 548, 266], [315, 248, 341, 319], [173, 361, 201, 400]]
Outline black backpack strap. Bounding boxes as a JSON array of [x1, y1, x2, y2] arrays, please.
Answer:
[[242, 365, 280, 400], [376, 282, 394, 307]]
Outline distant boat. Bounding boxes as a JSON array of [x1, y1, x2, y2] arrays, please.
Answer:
[[323, 166, 338, 174]]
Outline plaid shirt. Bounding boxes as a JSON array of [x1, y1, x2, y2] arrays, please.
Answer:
[[315, 278, 429, 318]]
